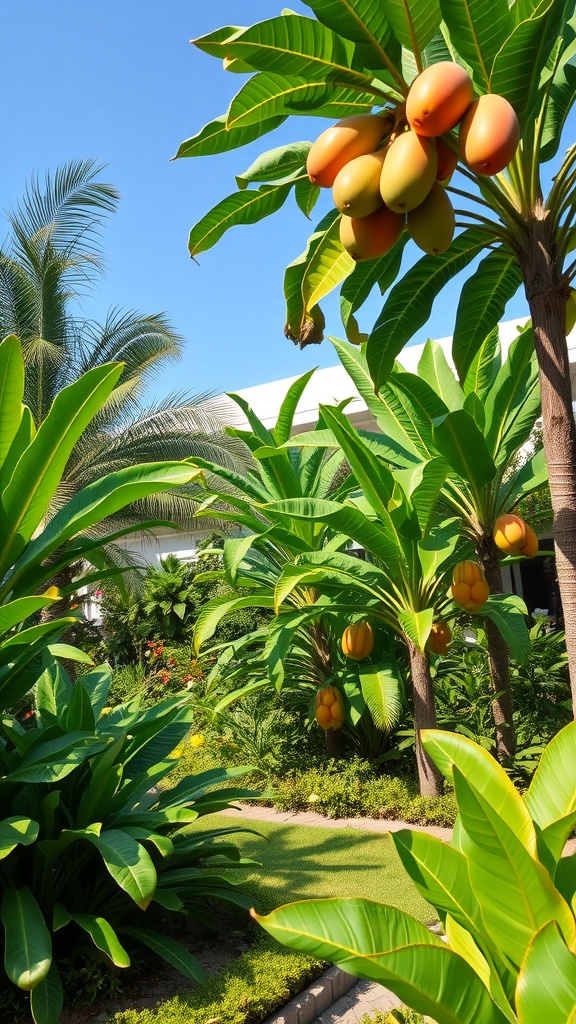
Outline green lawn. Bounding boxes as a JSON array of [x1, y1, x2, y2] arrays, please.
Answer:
[[197, 815, 433, 921]]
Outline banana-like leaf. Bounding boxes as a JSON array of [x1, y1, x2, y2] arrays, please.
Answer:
[[398, 608, 434, 652], [482, 593, 530, 665], [434, 409, 497, 492], [71, 913, 130, 968], [452, 251, 522, 382], [236, 141, 312, 188], [284, 209, 339, 342], [359, 662, 403, 730], [192, 24, 247, 58], [88, 830, 157, 909], [381, 0, 441, 54], [392, 830, 482, 935], [272, 368, 317, 444], [339, 239, 407, 344], [498, 447, 548, 511], [463, 327, 502, 400], [439, 0, 512, 87], [301, 0, 404, 81], [367, 229, 486, 390], [418, 340, 464, 411], [228, 74, 374, 128], [421, 729, 537, 853], [540, 27, 576, 161], [0, 817, 39, 860], [194, 593, 275, 653], [188, 184, 293, 258], [174, 113, 286, 158], [226, 16, 379, 91], [255, 898, 509, 1024], [29, 962, 63, 1024], [0, 335, 24, 466], [525, 722, 576, 830], [490, 0, 565, 123], [515, 921, 576, 1024], [0, 596, 60, 638], [453, 769, 576, 966], [120, 926, 205, 982], [0, 886, 52, 991]]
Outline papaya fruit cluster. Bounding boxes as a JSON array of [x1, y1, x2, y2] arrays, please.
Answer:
[[315, 685, 345, 731], [341, 621, 374, 660], [451, 560, 490, 612], [493, 514, 538, 557], [426, 621, 452, 655], [306, 61, 519, 261]]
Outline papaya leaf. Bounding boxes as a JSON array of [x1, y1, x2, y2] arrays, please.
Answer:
[[174, 114, 286, 159], [452, 250, 522, 382], [188, 184, 293, 258]]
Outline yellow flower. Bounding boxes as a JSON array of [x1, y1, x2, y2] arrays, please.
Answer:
[[190, 734, 205, 748], [307, 793, 319, 803]]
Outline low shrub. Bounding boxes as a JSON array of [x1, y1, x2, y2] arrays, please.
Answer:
[[111, 940, 324, 1024], [361, 1011, 425, 1024]]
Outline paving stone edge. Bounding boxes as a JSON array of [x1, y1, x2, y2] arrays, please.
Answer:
[[262, 966, 359, 1024]]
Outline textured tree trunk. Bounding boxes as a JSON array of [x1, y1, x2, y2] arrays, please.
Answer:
[[407, 641, 443, 796], [478, 537, 516, 760], [325, 727, 346, 759], [520, 210, 576, 717]]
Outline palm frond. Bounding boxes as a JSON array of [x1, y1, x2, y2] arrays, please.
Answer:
[[78, 308, 183, 385]]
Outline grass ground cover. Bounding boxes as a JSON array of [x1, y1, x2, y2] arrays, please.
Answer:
[[112, 817, 432, 1024]]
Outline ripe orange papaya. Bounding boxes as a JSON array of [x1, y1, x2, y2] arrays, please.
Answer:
[[333, 149, 387, 218], [407, 182, 455, 255], [458, 94, 519, 175], [426, 621, 452, 654], [451, 561, 489, 612], [339, 205, 404, 261], [519, 524, 538, 558], [315, 685, 345, 731], [493, 513, 527, 555], [307, 115, 389, 188], [436, 138, 458, 185], [341, 621, 374, 660], [380, 131, 438, 213], [406, 62, 473, 138]]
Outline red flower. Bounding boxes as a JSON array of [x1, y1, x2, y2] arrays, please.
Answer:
[[168, 657, 175, 666]]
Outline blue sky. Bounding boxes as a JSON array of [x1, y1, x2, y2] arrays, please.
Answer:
[[0, 2, 568, 398]]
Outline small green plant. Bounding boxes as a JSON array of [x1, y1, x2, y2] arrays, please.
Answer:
[[0, 659, 261, 1023], [257, 724, 576, 1022], [361, 1011, 425, 1024]]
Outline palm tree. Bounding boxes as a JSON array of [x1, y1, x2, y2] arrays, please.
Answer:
[[0, 160, 247, 599]]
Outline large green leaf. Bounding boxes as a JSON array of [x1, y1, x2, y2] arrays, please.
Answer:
[[0, 596, 59, 638], [453, 769, 576, 966], [285, 209, 339, 343], [540, 29, 576, 161], [272, 369, 317, 444], [0, 362, 123, 575], [89, 830, 157, 909], [339, 238, 407, 343], [6, 732, 105, 784], [174, 113, 286, 159], [421, 729, 537, 853], [300, 0, 404, 82], [525, 722, 576, 830], [319, 404, 395, 519], [439, 0, 512, 86], [452, 251, 522, 382], [498, 448, 547, 512], [381, 0, 441, 54], [194, 594, 275, 652], [71, 914, 130, 968], [255, 898, 509, 1024], [285, 215, 355, 343], [226, 15, 380, 91], [490, 0, 565, 123], [0, 886, 52, 991], [236, 141, 312, 188], [227, 74, 375, 128], [434, 409, 497, 492], [0, 335, 24, 466], [120, 927, 205, 982], [29, 962, 63, 1024], [398, 608, 434, 652], [0, 817, 39, 860], [392, 830, 481, 936], [482, 593, 530, 665], [358, 662, 403, 730], [417, 340, 464, 411], [516, 921, 576, 1024], [396, 457, 448, 536], [462, 327, 501, 400], [482, 325, 537, 459], [367, 229, 486, 391], [188, 184, 293, 258]]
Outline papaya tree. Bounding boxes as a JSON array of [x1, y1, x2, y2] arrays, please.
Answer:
[[179, 0, 576, 715], [323, 326, 545, 760], [260, 403, 529, 794]]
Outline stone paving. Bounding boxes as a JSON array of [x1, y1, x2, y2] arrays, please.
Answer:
[[315, 979, 401, 1024]]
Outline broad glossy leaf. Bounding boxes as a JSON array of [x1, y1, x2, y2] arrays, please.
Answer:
[[192, 24, 247, 58], [285, 209, 339, 342], [194, 594, 275, 652], [0, 335, 24, 466], [319, 404, 395, 519], [463, 327, 502, 400], [174, 114, 286, 159], [453, 251, 522, 383], [90, 830, 156, 909], [417, 340, 464, 411], [273, 369, 317, 444], [0, 596, 59, 638], [339, 237, 407, 344], [395, 458, 448, 535], [439, 0, 512, 86], [490, 0, 565, 123], [1, 886, 51, 990], [188, 184, 292, 258], [484, 325, 537, 460], [540, 27, 576, 161], [359, 662, 403, 730], [0, 817, 39, 859], [381, 0, 441, 53], [516, 921, 576, 1024], [120, 927, 205, 982], [421, 729, 536, 853], [228, 74, 375, 128], [483, 593, 530, 665], [398, 608, 434, 652], [65, 682, 95, 733], [7, 733, 105, 784], [71, 914, 130, 968], [391, 370, 448, 423], [367, 229, 486, 390], [29, 962, 62, 1024], [418, 517, 461, 584], [392, 830, 481, 935], [434, 410, 496, 491], [255, 898, 509, 1024], [226, 16, 377, 90], [525, 722, 576, 830], [499, 447, 547, 512], [301, 0, 404, 80], [454, 770, 576, 966], [295, 177, 321, 218], [236, 141, 312, 188]]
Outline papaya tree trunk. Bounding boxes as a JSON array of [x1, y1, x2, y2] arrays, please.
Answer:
[[478, 537, 516, 760], [520, 211, 576, 718], [406, 641, 443, 797], [325, 727, 346, 759]]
